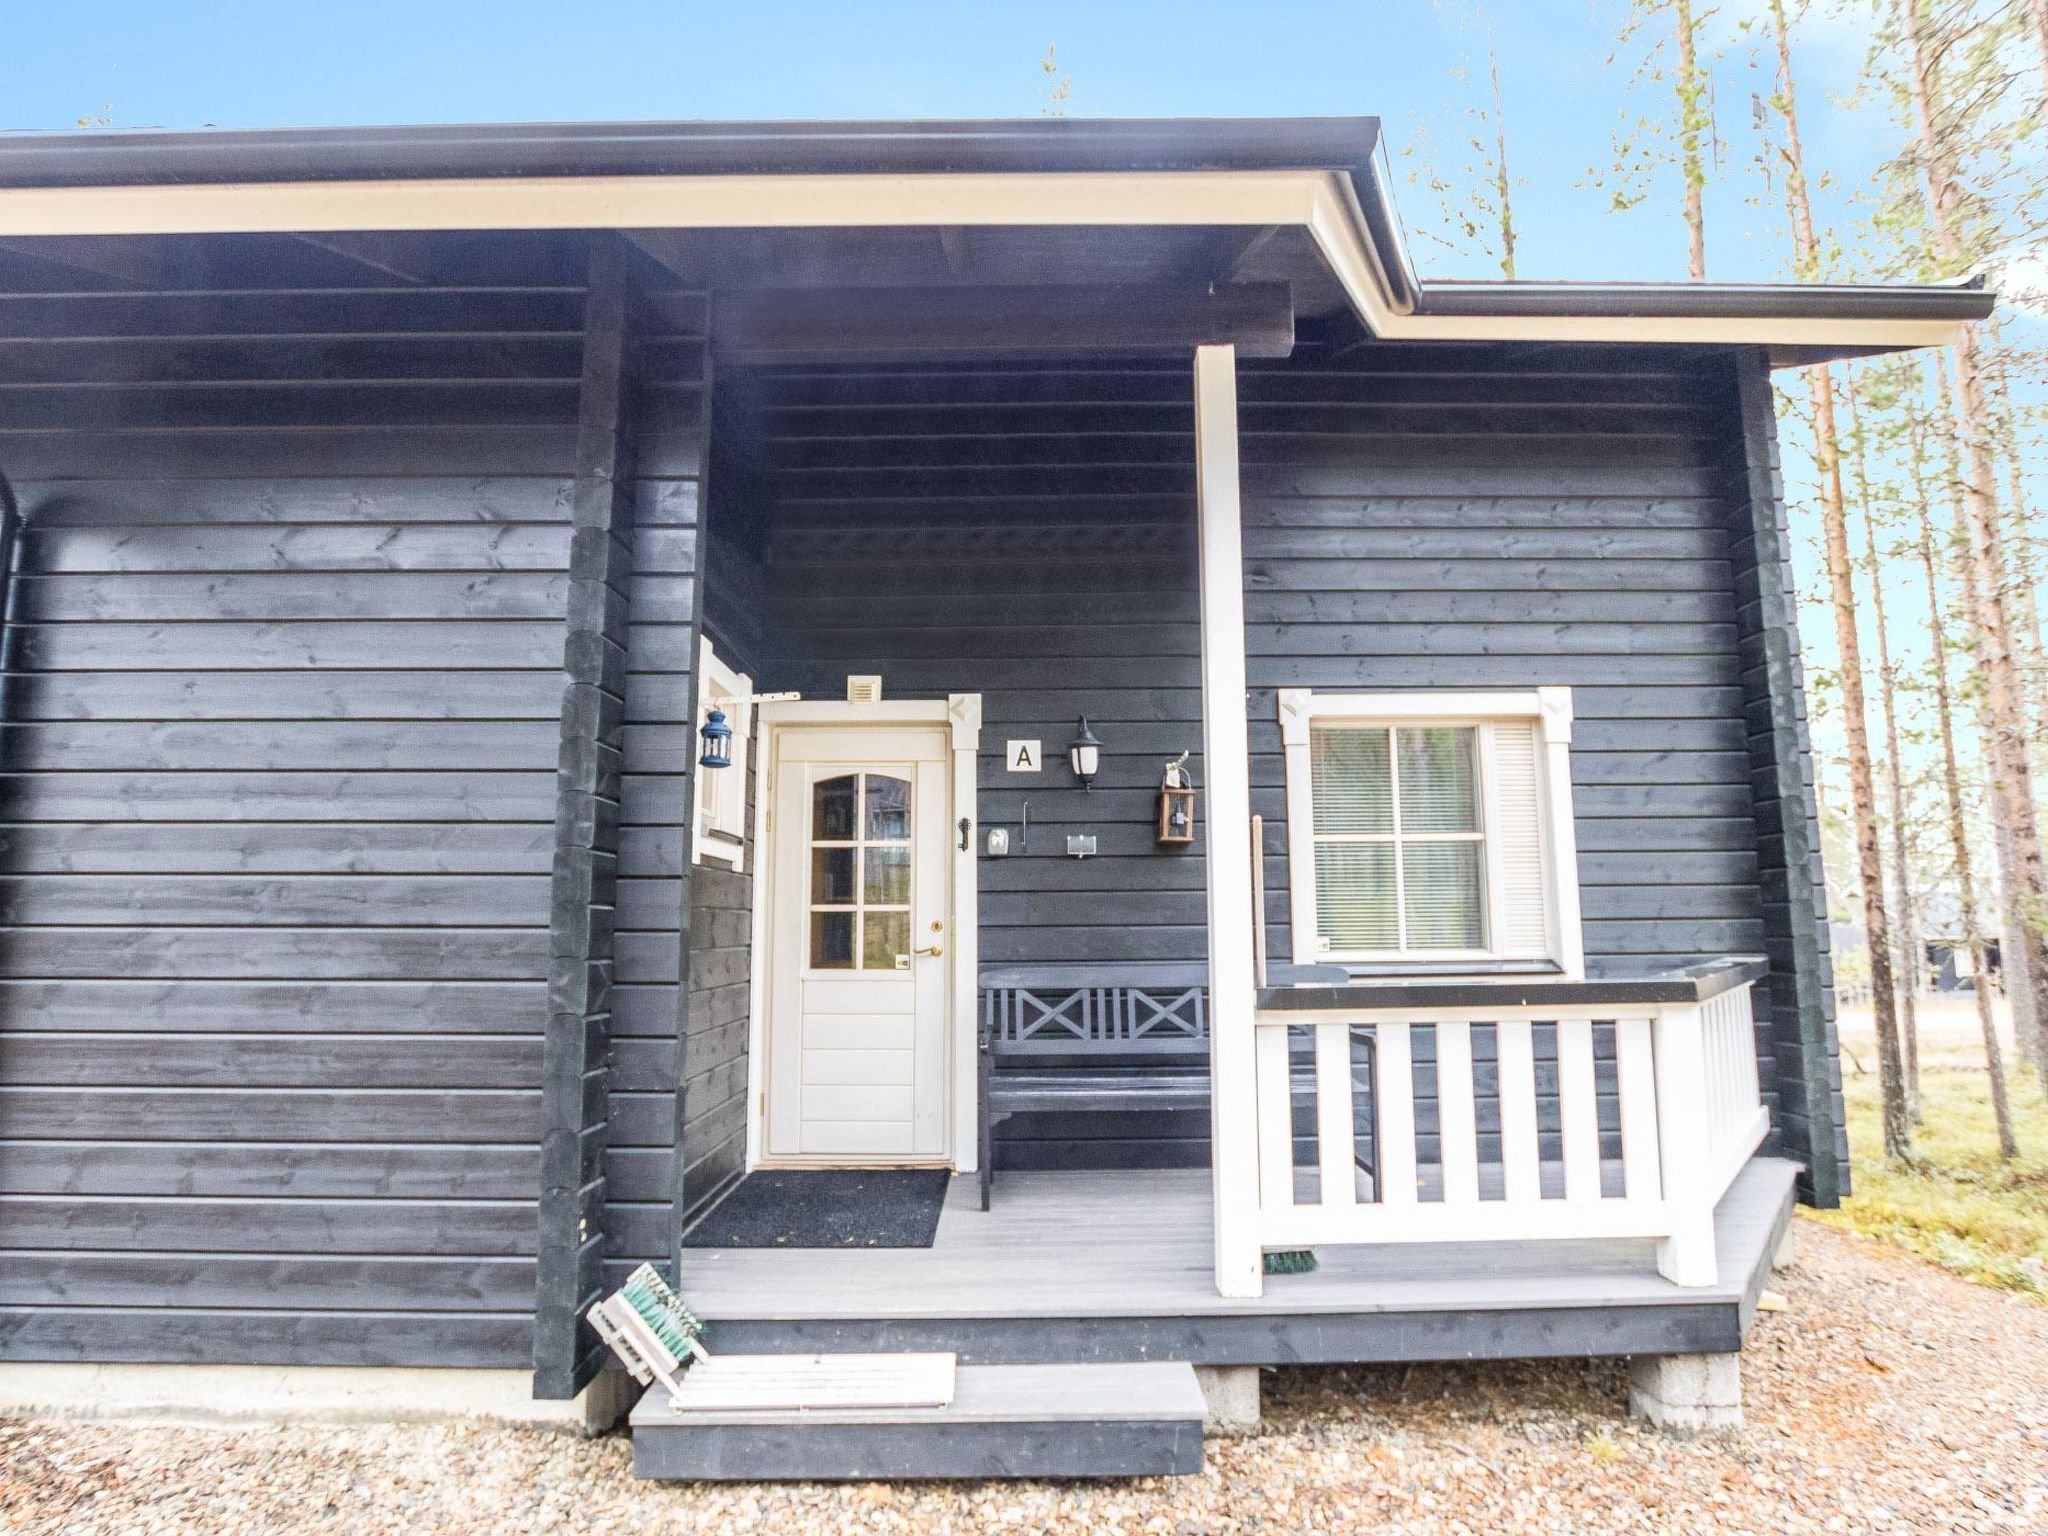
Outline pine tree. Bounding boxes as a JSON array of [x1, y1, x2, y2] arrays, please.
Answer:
[[1600, 0, 1717, 276], [1847, 377, 1922, 1116], [1763, 0, 1911, 1156], [1899, 0, 2048, 1082], [1910, 394, 2021, 1159], [1405, 6, 1521, 277]]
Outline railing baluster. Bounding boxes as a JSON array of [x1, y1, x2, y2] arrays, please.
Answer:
[[1255, 1021, 1295, 1214], [1495, 1018, 1540, 1207], [1314, 1021, 1357, 1210], [1374, 1022, 1417, 1208], [1613, 1015, 1662, 1206], [1245, 980, 1759, 1287], [1556, 1017, 1601, 1204], [1436, 1020, 1480, 1208]]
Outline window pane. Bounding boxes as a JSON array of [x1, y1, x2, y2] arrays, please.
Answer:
[[1403, 842, 1485, 949], [862, 909, 910, 970], [864, 845, 911, 905], [1310, 727, 1393, 835], [1397, 727, 1479, 833], [812, 775, 857, 841], [864, 774, 911, 841], [810, 910, 855, 969], [1314, 842, 1397, 951], [810, 847, 857, 906]]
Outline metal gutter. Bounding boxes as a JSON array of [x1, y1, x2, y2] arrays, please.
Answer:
[[0, 115, 1385, 189], [1411, 274, 1995, 325]]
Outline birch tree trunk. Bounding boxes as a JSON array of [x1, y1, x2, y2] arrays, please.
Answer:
[[1904, 0, 2048, 1081], [1912, 423, 2020, 1160]]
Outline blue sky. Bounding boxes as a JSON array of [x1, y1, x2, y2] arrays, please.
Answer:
[[3, 0, 1890, 285]]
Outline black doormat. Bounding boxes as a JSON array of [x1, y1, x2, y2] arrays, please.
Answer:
[[681, 1168, 952, 1250]]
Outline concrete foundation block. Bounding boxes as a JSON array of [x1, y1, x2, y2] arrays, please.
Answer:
[[0, 1363, 640, 1437], [1627, 1352, 1742, 1435], [1192, 1364, 1261, 1434], [1773, 1219, 1796, 1271]]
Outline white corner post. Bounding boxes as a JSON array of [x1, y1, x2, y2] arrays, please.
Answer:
[[946, 693, 983, 1174], [1652, 1001, 1719, 1286], [1194, 343, 1264, 1299]]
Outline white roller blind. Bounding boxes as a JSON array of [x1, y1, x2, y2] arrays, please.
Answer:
[[1488, 720, 1549, 954]]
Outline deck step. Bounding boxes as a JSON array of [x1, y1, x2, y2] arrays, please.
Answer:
[[630, 1360, 1207, 1481]]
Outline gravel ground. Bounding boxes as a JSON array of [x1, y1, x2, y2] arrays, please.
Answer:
[[5, 1220, 2045, 1535]]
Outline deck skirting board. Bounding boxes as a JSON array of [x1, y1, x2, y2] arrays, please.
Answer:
[[699, 1300, 1741, 1366], [634, 1417, 1205, 1481]]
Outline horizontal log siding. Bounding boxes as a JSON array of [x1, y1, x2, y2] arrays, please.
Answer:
[[0, 279, 590, 1366], [603, 308, 733, 1290], [1239, 344, 1779, 1143], [1722, 350, 1843, 1200], [738, 345, 1797, 1169], [742, 361, 1204, 1168]]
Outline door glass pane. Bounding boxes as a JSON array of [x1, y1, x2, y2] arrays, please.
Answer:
[[1403, 842, 1485, 948], [811, 847, 857, 906], [862, 909, 910, 970], [864, 844, 911, 905], [1315, 842, 1396, 950], [1397, 727, 1479, 833], [1310, 727, 1393, 835], [812, 775, 858, 841], [810, 910, 855, 968], [864, 774, 911, 841]]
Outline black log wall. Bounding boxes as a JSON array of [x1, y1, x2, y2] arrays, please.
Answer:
[[0, 253, 721, 1371], [732, 345, 1837, 1185]]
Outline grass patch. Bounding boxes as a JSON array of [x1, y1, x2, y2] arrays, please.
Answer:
[[1809, 1054, 2048, 1299]]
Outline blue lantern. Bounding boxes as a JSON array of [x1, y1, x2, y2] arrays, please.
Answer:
[[698, 707, 733, 770]]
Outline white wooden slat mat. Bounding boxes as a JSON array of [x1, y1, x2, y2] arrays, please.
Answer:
[[666, 1351, 956, 1413]]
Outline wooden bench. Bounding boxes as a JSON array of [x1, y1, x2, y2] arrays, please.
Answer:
[[975, 962, 1352, 1209], [977, 967, 1211, 1211]]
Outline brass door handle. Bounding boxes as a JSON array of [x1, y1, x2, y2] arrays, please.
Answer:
[[915, 944, 944, 958]]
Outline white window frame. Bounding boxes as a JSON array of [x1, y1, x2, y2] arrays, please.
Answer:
[[1277, 687, 1584, 978], [694, 636, 753, 870]]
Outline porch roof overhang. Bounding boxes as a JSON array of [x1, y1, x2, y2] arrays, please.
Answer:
[[0, 115, 1995, 364]]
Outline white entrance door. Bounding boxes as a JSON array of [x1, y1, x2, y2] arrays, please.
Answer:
[[765, 725, 952, 1162]]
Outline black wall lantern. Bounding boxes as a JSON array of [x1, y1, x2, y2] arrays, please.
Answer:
[[698, 707, 734, 770], [1068, 717, 1102, 790], [1157, 751, 1196, 846]]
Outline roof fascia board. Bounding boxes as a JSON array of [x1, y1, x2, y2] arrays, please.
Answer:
[[0, 168, 1318, 237], [0, 163, 1982, 353], [1301, 176, 1979, 352]]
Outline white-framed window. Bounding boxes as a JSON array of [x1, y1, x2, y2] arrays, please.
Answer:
[[1278, 688, 1583, 977], [695, 636, 753, 870]]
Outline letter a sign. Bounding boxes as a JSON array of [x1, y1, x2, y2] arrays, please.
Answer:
[[1006, 739, 1043, 773]]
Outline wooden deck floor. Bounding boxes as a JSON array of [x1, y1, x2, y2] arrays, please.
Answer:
[[681, 1157, 1798, 1366]]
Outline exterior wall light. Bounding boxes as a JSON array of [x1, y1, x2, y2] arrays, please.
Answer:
[[698, 708, 734, 770], [1068, 717, 1103, 789], [1157, 751, 1195, 846]]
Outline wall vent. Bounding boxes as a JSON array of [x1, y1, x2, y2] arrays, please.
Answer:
[[846, 675, 884, 705]]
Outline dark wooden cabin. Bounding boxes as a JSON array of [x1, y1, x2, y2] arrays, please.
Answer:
[[0, 117, 1991, 1477]]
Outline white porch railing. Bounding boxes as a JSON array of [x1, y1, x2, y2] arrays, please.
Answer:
[[1250, 980, 1767, 1286]]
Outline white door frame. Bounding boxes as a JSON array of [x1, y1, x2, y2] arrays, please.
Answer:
[[743, 693, 983, 1171]]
